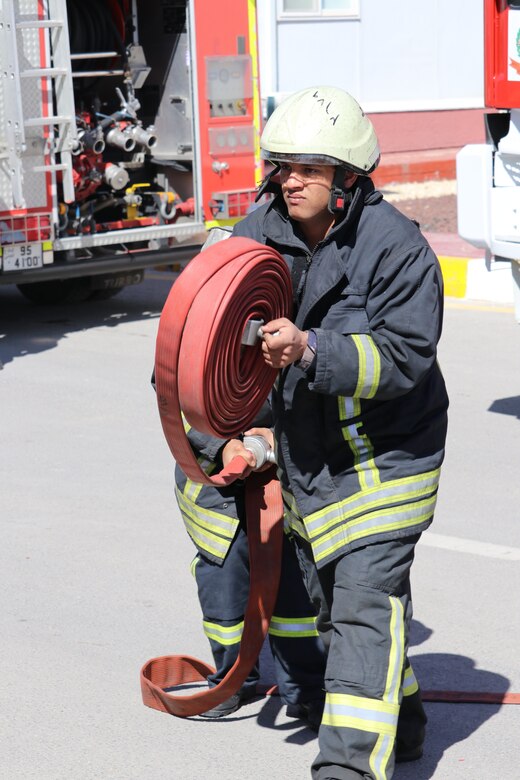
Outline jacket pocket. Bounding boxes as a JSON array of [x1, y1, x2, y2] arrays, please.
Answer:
[[321, 305, 370, 335]]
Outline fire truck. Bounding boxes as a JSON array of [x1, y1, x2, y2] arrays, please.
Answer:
[[0, 0, 263, 303], [457, 0, 520, 321]]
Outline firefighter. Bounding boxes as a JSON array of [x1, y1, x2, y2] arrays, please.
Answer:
[[229, 86, 449, 779], [172, 408, 327, 725]]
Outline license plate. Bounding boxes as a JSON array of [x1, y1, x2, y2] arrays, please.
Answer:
[[3, 243, 43, 272]]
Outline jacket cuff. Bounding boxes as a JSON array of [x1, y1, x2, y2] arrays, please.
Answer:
[[295, 329, 317, 375]]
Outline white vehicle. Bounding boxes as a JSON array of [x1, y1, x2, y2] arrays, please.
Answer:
[[0, 0, 262, 303], [457, 0, 520, 321]]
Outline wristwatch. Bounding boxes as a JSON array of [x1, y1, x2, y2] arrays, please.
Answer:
[[296, 329, 317, 371]]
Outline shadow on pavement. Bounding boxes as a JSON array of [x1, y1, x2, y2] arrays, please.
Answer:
[[257, 694, 318, 745], [401, 620, 510, 779], [257, 619, 510, 776], [0, 273, 174, 369], [488, 395, 520, 420]]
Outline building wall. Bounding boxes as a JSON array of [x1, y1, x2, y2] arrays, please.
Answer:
[[257, 0, 484, 113]]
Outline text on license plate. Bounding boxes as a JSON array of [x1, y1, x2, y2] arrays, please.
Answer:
[[3, 243, 43, 272]]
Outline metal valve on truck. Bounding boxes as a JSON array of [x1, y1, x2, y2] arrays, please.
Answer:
[[0, 1, 263, 304]]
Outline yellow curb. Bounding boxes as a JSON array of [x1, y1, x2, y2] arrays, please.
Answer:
[[438, 255, 469, 298]]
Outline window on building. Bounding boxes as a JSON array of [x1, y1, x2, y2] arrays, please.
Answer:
[[281, 0, 359, 17]]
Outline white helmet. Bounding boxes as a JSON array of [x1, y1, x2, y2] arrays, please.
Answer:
[[260, 86, 380, 175]]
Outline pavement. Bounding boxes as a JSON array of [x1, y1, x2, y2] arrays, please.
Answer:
[[2, 277, 520, 780]]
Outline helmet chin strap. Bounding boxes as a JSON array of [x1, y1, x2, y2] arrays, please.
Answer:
[[328, 165, 353, 215], [255, 164, 281, 202]]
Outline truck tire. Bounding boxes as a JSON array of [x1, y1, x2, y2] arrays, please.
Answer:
[[88, 286, 125, 301], [16, 278, 92, 304]]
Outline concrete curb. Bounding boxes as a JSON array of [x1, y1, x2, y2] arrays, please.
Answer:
[[425, 233, 515, 306], [438, 255, 515, 305]]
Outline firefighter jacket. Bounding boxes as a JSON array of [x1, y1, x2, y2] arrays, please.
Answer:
[[174, 441, 244, 566], [232, 177, 449, 569], [174, 402, 272, 565], [151, 365, 241, 564]]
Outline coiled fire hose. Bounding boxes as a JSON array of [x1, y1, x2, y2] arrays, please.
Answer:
[[140, 237, 292, 717]]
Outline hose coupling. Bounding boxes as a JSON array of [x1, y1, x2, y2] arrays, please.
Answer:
[[243, 435, 276, 469]]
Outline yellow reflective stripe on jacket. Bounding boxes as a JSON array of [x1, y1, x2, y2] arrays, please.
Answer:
[[338, 395, 361, 421], [176, 487, 238, 539], [180, 513, 230, 560], [184, 479, 203, 502], [402, 663, 419, 697], [342, 421, 381, 490], [304, 469, 440, 539], [282, 488, 310, 541], [352, 334, 380, 399], [175, 486, 238, 561], [311, 493, 437, 564], [183, 458, 216, 502], [181, 412, 191, 434], [338, 396, 380, 490], [203, 620, 244, 645], [322, 693, 399, 735], [268, 615, 318, 638]]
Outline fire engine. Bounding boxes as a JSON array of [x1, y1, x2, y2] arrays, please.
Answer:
[[0, 0, 263, 303], [457, 0, 520, 321]]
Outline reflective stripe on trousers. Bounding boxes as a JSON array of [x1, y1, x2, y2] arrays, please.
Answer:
[[292, 533, 424, 780], [194, 526, 326, 705]]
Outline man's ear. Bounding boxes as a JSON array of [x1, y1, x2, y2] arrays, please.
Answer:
[[344, 171, 358, 189]]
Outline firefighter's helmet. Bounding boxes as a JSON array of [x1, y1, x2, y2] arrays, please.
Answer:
[[260, 86, 380, 175]]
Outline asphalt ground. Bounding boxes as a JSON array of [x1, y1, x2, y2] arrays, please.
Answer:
[[1, 269, 520, 780]]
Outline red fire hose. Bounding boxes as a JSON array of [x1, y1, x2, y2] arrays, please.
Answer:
[[140, 237, 292, 717], [422, 691, 520, 704]]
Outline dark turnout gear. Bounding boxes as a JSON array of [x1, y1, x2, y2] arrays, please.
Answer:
[[233, 177, 448, 566], [166, 218, 326, 714], [293, 534, 426, 779], [174, 417, 326, 714], [173, 402, 272, 566], [193, 526, 326, 709], [233, 173, 448, 777]]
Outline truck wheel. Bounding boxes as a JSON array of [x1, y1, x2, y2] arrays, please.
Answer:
[[88, 286, 125, 301], [16, 278, 92, 304]]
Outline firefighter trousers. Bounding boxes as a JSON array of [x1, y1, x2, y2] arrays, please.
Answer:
[[292, 533, 427, 780], [193, 527, 326, 705]]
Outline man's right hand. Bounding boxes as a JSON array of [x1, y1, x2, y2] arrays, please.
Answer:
[[222, 438, 257, 469]]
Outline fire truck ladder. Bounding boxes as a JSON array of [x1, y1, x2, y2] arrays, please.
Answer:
[[1, 2, 28, 207], [15, 0, 78, 203]]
